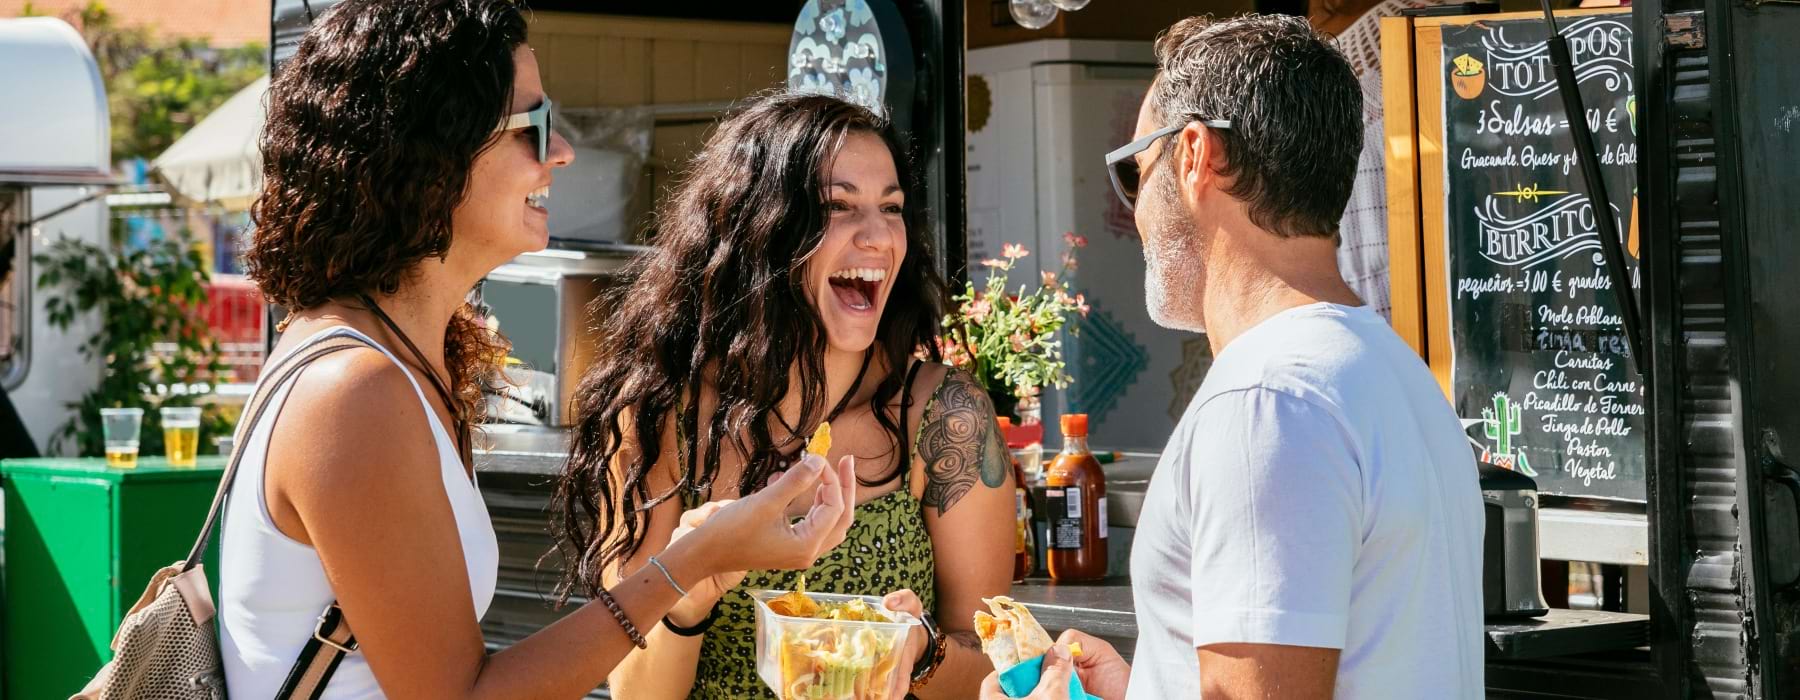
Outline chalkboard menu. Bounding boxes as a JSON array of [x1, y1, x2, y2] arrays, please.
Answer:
[[1439, 12, 1644, 501]]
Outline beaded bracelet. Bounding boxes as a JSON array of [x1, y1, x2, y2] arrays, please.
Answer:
[[595, 587, 648, 649]]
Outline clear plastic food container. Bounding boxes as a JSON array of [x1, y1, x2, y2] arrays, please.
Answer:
[[750, 590, 922, 700]]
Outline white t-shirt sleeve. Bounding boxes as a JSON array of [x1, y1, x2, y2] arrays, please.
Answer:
[[1187, 387, 1363, 651]]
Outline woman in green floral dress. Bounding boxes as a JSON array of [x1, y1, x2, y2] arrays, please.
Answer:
[[552, 92, 1016, 699]]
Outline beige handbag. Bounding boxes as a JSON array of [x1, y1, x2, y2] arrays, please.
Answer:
[[72, 336, 368, 700]]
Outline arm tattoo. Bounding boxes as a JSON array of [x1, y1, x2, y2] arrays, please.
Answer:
[[918, 372, 1011, 516]]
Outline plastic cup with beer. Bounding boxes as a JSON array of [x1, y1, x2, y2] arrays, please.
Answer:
[[161, 406, 203, 468], [100, 407, 144, 468]]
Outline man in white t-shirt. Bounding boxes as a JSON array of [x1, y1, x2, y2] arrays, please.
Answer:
[[979, 14, 1484, 700]]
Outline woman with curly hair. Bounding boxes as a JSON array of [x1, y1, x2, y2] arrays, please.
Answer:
[[220, 2, 855, 697], [555, 92, 1016, 699]]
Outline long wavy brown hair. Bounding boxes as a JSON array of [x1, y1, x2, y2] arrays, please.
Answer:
[[246, 0, 522, 419], [550, 93, 946, 599]]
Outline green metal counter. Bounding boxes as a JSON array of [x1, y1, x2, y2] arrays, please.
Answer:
[[0, 456, 226, 700]]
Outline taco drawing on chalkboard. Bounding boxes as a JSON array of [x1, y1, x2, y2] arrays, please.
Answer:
[[1452, 53, 1486, 100]]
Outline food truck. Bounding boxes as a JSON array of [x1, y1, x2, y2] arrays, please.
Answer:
[[5, 0, 1760, 696], [0, 16, 113, 456]]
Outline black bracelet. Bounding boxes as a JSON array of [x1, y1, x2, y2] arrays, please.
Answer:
[[662, 605, 718, 637], [909, 612, 947, 691]]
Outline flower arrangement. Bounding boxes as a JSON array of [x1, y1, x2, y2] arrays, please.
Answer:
[[938, 233, 1090, 409]]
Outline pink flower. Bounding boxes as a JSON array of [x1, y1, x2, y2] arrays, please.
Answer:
[[1075, 293, 1091, 316], [1010, 333, 1029, 352], [1063, 232, 1088, 248], [966, 296, 993, 322], [1002, 243, 1029, 260], [1041, 270, 1059, 286], [1060, 251, 1079, 271], [980, 258, 1006, 269], [936, 336, 972, 368]]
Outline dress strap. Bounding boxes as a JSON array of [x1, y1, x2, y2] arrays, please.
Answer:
[[897, 360, 925, 477]]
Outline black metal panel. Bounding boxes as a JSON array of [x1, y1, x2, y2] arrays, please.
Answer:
[[1486, 651, 1662, 698], [1646, 0, 1800, 693], [1722, 2, 1800, 695], [893, 0, 967, 287], [1637, 0, 1746, 695], [522, 0, 804, 23]]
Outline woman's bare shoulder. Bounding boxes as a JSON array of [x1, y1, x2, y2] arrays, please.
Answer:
[[267, 348, 444, 492], [911, 364, 1007, 516]]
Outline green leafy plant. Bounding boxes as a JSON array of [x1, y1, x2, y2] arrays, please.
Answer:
[[938, 233, 1091, 408], [20, 1, 267, 163], [34, 228, 230, 457]]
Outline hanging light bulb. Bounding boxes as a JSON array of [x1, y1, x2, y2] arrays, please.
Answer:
[[1049, 0, 1090, 10], [1009, 0, 1058, 30]]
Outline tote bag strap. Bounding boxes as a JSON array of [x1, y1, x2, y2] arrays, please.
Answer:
[[180, 333, 375, 570]]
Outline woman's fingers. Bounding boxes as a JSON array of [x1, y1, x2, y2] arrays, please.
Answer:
[[750, 457, 824, 512], [785, 456, 848, 564], [883, 589, 930, 699], [678, 499, 731, 530], [882, 589, 924, 618], [794, 454, 840, 537], [829, 455, 856, 543]]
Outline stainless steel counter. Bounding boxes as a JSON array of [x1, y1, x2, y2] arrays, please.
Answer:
[[476, 425, 572, 475], [469, 431, 1649, 693], [1007, 577, 1140, 661]]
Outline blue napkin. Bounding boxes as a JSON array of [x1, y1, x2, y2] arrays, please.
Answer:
[[997, 653, 1102, 700]]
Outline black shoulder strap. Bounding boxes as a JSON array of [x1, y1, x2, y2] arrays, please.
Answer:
[[358, 293, 471, 470], [898, 359, 925, 474]]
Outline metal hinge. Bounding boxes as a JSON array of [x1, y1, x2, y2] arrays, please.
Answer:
[[1665, 11, 1706, 49]]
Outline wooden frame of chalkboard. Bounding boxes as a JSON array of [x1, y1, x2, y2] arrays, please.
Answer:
[[1382, 8, 1645, 503]]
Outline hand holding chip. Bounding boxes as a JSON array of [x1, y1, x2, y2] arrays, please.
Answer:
[[665, 423, 857, 620]]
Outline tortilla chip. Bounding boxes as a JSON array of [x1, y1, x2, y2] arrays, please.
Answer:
[[769, 589, 822, 619], [807, 422, 832, 457]]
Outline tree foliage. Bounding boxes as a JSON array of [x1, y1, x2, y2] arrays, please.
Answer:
[[34, 223, 231, 456], [20, 1, 266, 163]]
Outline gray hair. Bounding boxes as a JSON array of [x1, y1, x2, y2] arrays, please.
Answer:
[[1149, 14, 1363, 240]]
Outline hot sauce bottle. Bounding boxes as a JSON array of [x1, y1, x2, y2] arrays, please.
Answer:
[[1045, 414, 1107, 582], [998, 417, 1035, 582]]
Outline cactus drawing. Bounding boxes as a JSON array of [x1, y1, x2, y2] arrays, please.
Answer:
[[1482, 393, 1520, 454], [1481, 393, 1538, 477]]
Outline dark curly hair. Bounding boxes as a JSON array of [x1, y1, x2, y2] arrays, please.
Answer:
[[550, 93, 946, 598], [246, 0, 523, 418]]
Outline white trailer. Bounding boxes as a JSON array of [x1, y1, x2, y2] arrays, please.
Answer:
[[0, 17, 113, 455]]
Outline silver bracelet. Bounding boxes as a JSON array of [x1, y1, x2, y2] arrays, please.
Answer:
[[647, 555, 689, 597]]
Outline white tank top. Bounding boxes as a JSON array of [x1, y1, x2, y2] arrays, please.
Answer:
[[219, 326, 498, 699]]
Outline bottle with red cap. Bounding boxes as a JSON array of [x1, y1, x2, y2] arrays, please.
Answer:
[[1046, 413, 1107, 582], [997, 417, 1035, 582]]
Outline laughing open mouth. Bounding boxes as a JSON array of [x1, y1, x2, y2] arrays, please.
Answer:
[[828, 267, 886, 312]]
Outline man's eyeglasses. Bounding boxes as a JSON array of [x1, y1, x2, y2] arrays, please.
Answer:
[[495, 98, 553, 163], [1104, 119, 1231, 211]]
